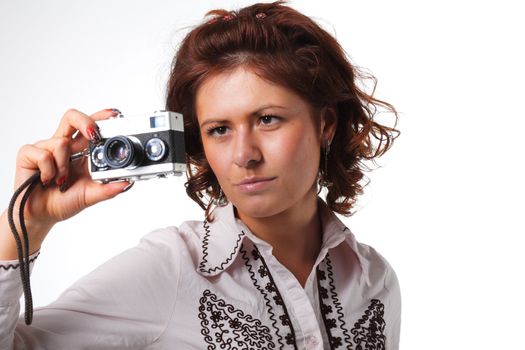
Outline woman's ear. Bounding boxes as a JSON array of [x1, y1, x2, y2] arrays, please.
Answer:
[[320, 106, 338, 142]]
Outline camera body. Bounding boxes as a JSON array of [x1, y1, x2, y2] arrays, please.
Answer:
[[88, 111, 186, 183]]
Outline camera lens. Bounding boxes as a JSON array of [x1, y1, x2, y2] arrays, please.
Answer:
[[145, 138, 166, 161], [103, 136, 142, 168], [91, 145, 108, 169], [108, 141, 128, 163]]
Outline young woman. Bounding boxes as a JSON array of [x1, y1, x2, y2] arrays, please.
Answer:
[[0, 2, 400, 349]]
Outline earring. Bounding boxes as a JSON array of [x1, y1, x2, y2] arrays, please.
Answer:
[[320, 139, 333, 188]]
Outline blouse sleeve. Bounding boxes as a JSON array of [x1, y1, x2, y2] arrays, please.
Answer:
[[0, 227, 181, 349], [384, 263, 402, 350]]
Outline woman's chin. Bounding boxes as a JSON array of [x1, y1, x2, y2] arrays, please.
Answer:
[[231, 195, 284, 220]]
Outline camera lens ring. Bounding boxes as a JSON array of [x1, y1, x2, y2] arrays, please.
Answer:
[[145, 137, 167, 162], [91, 145, 108, 169], [103, 136, 141, 169]]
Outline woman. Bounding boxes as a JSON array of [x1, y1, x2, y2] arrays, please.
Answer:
[[0, 1, 400, 349]]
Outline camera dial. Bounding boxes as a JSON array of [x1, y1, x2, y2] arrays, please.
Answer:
[[145, 137, 167, 161], [103, 136, 143, 169], [90, 145, 108, 169]]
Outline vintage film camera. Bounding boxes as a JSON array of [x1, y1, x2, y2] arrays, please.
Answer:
[[88, 111, 186, 183]]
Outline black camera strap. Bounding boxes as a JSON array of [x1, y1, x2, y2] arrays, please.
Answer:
[[7, 171, 42, 325]]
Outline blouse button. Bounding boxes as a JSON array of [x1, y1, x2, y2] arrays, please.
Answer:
[[306, 335, 320, 346]]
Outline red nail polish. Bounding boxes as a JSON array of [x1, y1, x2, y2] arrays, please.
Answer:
[[87, 127, 95, 139], [87, 126, 102, 144], [57, 176, 67, 187]]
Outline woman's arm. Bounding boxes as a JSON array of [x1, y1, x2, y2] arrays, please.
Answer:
[[0, 108, 134, 348], [0, 227, 181, 349]]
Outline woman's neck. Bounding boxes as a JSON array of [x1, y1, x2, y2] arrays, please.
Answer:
[[237, 192, 322, 286]]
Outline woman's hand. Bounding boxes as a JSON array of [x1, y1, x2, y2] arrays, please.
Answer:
[[0, 109, 130, 259]]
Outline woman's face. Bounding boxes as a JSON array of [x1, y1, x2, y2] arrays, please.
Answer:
[[196, 67, 328, 219]]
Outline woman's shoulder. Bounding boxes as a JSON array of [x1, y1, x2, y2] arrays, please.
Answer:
[[353, 240, 394, 275], [349, 237, 400, 303]]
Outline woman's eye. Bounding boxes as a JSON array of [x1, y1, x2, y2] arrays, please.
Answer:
[[260, 114, 280, 125], [207, 126, 229, 137]]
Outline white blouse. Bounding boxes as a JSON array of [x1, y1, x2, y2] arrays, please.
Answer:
[[0, 199, 401, 349]]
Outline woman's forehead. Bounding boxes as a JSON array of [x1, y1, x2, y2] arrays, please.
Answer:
[[195, 67, 310, 120]]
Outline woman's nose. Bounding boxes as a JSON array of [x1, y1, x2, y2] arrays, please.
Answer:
[[233, 131, 262, 168]]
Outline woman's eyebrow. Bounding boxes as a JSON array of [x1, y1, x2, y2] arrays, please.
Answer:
[[199, 105, 288, 128], [250, 104, 287, 115], [199, 118, 228, 129]]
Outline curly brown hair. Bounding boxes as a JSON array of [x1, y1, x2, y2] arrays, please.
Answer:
[[165, 1, 398, 218]]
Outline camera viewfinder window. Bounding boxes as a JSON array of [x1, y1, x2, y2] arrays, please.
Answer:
[[150, 116, 166, 128]]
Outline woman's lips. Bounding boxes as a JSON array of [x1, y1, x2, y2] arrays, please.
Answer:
[[234, 177, 277, 193]]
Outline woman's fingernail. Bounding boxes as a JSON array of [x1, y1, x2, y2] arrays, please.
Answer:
[[106, 108, 121, 117], [57, 176, 67, 186], [86, 126, 102, 145], [59, 182, 68, 193], [122, 181, 135, 193], [86, 126, 95, 139], [57, 176, 68, 192]]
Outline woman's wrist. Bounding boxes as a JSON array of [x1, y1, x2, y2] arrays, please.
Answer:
[[0, 209, 52, 260]]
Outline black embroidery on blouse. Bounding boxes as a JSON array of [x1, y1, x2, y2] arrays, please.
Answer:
[[317, 254, 387, 350], [317, 253, 353, 349], [198, 220, 245, 274], [0, 252, 40, 271], [199, 289, 276, 349], [351, 299, 386, 349], [240, 244, 298, 350]]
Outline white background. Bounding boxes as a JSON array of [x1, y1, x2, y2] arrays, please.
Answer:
[[1, 1, 524, 348]]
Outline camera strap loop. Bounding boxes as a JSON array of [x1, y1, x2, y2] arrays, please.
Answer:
[[7, 171, 42, 325]]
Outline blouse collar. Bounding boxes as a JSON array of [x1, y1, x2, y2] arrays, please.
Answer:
[[196, 199, 371, 285]]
